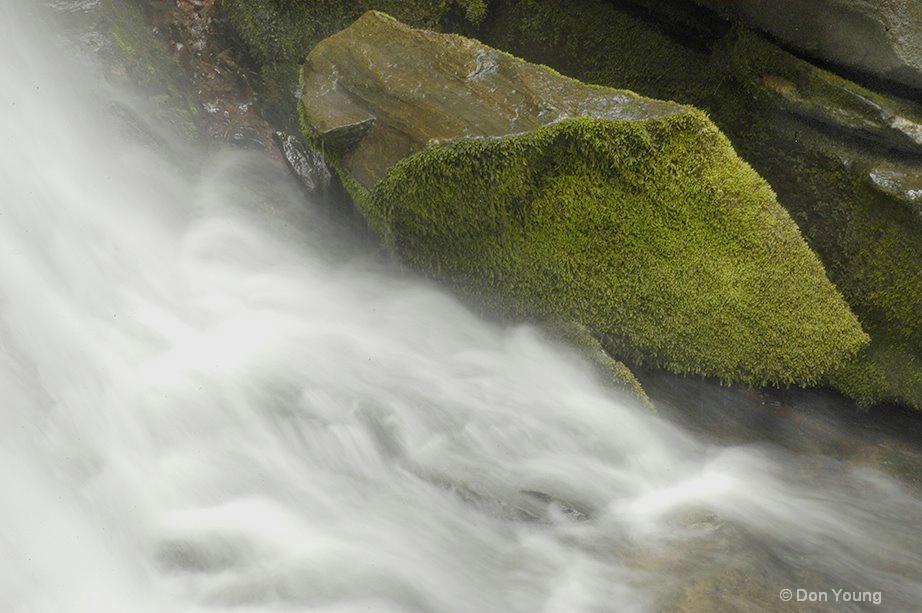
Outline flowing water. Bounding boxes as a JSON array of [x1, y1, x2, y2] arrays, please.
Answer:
[[3, 3, 922, 612]]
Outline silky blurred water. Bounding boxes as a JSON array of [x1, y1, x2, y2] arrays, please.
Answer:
[[2, 2, 922, 612]]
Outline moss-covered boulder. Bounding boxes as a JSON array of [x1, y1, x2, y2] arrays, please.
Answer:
[[300, 11, 678, 189], [300, 11, 867, 388], [479, 0, 922, 410]]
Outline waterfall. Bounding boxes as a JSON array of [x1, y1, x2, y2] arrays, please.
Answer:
[[2, 2, 921, 611]]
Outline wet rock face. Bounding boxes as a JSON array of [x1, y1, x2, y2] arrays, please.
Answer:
[[300, 11, 869, 389], [216, 0, 490, 67], [726, 30, 922, 220], [695, 0, 922, 92], [756, 72, 922, 153], [274, 132, 333, 195], [866, 162, 922, 217], [145, 0, 279, 152], [300, 11, 680, 188], [746, 60, 922, 156]]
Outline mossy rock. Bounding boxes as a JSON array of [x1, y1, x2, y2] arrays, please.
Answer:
[[718, 31, 922, 409], [216, 0, 489, 159], [726, 29, 922, 155], [693, 0, 922, 92], [300, 11, 868, 389], [480, 0, 717, 107], [479, 0, 922, 411], [300, 11, 678, 189]]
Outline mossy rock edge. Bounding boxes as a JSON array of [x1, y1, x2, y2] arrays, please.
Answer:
[[299, 11, 868, 390], [480, 0, 922, 411]]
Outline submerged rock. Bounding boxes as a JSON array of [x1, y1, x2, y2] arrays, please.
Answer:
[[694, 0, 922, 92], [300, 11, 867, 389]]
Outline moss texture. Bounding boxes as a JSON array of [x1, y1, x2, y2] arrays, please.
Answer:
[[321, 107, 868, 387], [716, 32, 922, 410], [693, 0, 922, 92], [480, 0, 922, 411]]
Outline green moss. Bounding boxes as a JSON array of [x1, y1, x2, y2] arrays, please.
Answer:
[[830, 340, 922, 409], [712, 33, 922, 410], [458, 0, 489, 24], [217, 0, 352, 66], [347, 112, 867, 387], [479, 0, 922, 410], [294, 10, 867, 387], [722, 29, 922, 157], [742, 132, 922, 410]]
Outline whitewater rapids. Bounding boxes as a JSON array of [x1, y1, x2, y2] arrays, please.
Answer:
[[2, 2, 922, 611]]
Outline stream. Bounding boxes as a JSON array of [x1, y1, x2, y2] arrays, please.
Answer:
[[2, 2, 922, 611]]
